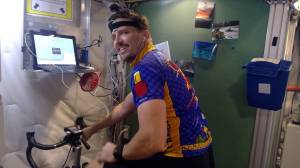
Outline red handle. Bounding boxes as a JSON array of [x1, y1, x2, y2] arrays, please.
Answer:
[[287, 86, 300, 92]]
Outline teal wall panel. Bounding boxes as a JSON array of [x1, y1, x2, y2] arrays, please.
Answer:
[[136, 0, 269, 167]]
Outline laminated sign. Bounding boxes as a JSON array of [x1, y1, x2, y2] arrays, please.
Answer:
[[26, 0, 72, 20]]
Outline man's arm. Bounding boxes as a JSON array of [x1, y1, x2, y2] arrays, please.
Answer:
[[83, 93, 135, 141], [122, 99, 167, 160]]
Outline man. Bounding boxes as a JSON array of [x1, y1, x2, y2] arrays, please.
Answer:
[[84, 10, 214, 168]]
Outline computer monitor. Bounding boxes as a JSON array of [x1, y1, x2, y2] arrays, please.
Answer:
[[30, 30, 79, 68]]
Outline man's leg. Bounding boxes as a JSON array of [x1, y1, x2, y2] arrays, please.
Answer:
[[86, 160, 130, 168], [155, 146, 214, 168], [103, 162, 128, 168], [208, 146, 215, 168], [86, 160, 103, 168]]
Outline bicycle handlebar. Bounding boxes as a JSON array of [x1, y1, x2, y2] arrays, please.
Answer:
[[26, 117, 90, 168], [27, 132, 69, 150], [26, 132, 69, 168]]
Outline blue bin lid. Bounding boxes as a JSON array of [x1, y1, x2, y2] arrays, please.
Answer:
[[243, 58, 292, 77], [279, 60, 292, 71]]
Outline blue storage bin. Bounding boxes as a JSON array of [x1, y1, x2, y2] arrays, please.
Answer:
[[244, 58, 292, 110], [192, 41, 217, 61]]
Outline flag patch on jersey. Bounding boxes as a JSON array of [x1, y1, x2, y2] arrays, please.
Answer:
[[133, 71, 148, 97]]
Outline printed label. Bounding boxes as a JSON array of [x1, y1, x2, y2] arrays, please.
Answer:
[[258, 83, 271, 94]]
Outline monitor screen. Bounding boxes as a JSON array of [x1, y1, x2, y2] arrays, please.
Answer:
[[32, 33, 77, 65]]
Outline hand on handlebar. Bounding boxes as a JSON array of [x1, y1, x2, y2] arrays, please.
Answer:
[[82, 127, 94, 142]]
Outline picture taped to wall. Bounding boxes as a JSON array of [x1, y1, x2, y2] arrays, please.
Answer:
[[194, 1, 215, 28], [212, 21, 240, 41], [26, 0, 72, 20]]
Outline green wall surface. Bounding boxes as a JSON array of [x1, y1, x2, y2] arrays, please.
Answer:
[[137, 0, 269, 167]]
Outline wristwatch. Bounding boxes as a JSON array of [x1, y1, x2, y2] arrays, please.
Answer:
[[113, 145, 125, 161]]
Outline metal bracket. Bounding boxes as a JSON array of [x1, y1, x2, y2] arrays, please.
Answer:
[[266, 0, 289, 5], [249, 1, 298, 168]]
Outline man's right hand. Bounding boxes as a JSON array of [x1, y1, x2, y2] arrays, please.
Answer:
[[82, 127, 94, 141]]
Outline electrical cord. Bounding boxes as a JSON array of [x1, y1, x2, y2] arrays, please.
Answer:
[[92, 82, 113, 97], [24, 32, 36, 57], [74, 72, 112, 117], [75, 73, 113, 95], [61, 146, 73, 168], [89, 92, 112, 98], [109, 58, 119, 93], [94, 94, 110, 118], [98, 84, 113, 91], [117, 127, 129, 145], [78, 36, 102, 50], [75, 73, 113, 91], [55, 65, 71, 89], [109, 55, 130, 104]]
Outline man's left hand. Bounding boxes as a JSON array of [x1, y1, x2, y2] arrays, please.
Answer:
[[96, 142, 118, 163]]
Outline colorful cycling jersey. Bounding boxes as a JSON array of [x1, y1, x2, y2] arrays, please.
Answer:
[[130, 43, 212, 157]]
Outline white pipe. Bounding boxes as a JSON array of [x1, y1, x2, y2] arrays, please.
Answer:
[[81, 0, 91, 48]]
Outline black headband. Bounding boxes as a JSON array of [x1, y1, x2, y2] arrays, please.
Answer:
[[108, 20, 140, 32]]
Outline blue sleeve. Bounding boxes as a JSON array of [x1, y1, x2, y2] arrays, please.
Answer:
[[130, 61, 165, 107]]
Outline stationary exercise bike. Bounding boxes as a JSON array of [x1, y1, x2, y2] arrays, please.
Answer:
[[26, 117, 91, 168]]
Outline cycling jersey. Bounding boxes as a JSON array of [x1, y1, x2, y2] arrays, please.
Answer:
[[130, 43, 212, 157]]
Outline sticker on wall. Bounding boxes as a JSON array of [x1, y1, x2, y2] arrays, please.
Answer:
[[194, 1, 215, 29], [26, 0, 72, 20], [212, 21, 240, 41]]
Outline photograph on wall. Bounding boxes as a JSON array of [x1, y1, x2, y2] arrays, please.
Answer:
[[212, 20, 240, 41], [192, 41, 218, 61], [26, 0, 72, 20], [194, 1, 215, 28]]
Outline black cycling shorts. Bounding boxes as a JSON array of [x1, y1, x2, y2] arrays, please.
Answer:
[[103, 146, 215, 168]]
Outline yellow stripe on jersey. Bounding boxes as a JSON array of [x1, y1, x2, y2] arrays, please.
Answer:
[[181, 131, 212, 151], [163, 82, 183, 157], [130, 42, 156, 67], [133, 71, 141, 84]]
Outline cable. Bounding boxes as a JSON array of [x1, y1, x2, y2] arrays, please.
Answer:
[[24, 32, 36, 57], [55, 65, 71, 89], [87, 87, 110, 117], [76, 72, 113, 92], [110, 57, 129, 97], [98, 84, 113, 91], [108, 56, 121, 104], [79, 36, 103, 50], [89, 92, 112, 98], [91, 87, 111, 98], [117, 127, 129, 144], [61, 146, 72, 168], [91, 79, 114, 96], [94, 95, 110, 118], [109, 59, 119, 92]]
